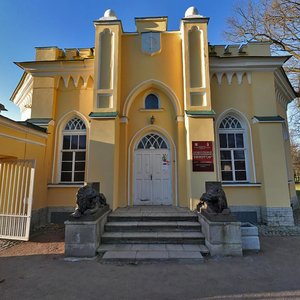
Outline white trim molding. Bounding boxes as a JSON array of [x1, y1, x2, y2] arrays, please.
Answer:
[[210, 56, 290, 73], [127, 125, 178, 207], [122, 79, 183, 118], [0, 116, 48, 139], [51, 110, 90, 183], [215, 108, 257, 184]]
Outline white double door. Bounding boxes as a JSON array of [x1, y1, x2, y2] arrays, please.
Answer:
[[134, 149, 172, 205]]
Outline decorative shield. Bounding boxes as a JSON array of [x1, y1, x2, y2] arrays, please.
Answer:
[[141, 32, 161, 56]]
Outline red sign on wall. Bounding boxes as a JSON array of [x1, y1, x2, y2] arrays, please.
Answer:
[[192, 141, 214, 172]]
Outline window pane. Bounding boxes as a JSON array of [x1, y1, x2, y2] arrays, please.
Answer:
[[75, 162, 85, 171], [228, 134, 235, 148], [219, 134, 227, 148], [222, 171, 233, 181], [145, 94, 159, 109], [71, 135, 78, 149], [63, 135, 71, 149], [161, 141, 168, 149], [220, 150, 231, 160], [74, 172, 85, 182], [62, 152, 72, 161], [236, 134, 244, 148], [75, 152, 86, 161], [79, 135, 86, 149], [221, 161, 232, 171], [62, 162, 72, 171], [61, 172, 72, 182], [234, 161, 246, 170], [235, 171, 247, 180], [234, 150, 245, 159]]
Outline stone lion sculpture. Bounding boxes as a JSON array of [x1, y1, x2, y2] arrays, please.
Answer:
[[198, 182, 229, 214], [71, 185, 107, 218]]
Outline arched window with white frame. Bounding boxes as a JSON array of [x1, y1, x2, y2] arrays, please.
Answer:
[[218, 115, 248, 182], [60, 117, 86, 183], [145, 93, 159, 109]]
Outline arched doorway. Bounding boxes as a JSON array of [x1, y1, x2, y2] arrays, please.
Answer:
[[133, 133, 172, 205]]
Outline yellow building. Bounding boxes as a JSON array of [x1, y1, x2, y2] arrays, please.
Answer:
[[6, 7, 298, 227]]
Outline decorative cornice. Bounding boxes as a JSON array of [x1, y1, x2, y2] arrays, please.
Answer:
[[210, 56, 290, 72], [10, 73, 33, 106], [185, 110, 216, 117], [26, 118, 53, 128], [252, 115, 285, 124], [210, 71, 252, 85], [89, 112, 118, 119], [15, 58, 94, 78], [274, 68, 297, 109], [0, 115, 48, 137]]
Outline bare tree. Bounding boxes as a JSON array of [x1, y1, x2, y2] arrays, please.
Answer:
[[225, 0, 300, 91], [225, 0, 300, 172], [290, 140, 300, 182]]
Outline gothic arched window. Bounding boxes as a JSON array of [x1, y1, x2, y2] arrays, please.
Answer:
[[145, 94, 159, 109], [137, 133, 168, 150], [219, 115, 248, 182], [60, 117, 86, 183]]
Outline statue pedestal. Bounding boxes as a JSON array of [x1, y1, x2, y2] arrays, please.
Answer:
[[199, 211, 243, 257], [64, 206, 110, 258]]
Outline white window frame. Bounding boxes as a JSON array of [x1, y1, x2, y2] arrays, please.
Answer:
[[144, 93, 160, 109], [60, 118, 87, 183], [218, 115, 249, 183], [136, 133, 169, 150]]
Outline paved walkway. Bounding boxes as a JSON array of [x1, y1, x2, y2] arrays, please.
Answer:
[[1, 235, 300, 299]]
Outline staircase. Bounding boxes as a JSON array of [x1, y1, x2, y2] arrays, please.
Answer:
[[97, 206, 209, 263]]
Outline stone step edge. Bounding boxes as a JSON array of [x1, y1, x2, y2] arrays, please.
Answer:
[[106, 221, 200, 225], [101, 239, 205, 245], [108, 216, 198, 222], [99, 250, 204, 263], [105, 225, 201, 232], [97, 244, 210, 255], [102, 232, 205, 238], [105, 228, 201, 232]]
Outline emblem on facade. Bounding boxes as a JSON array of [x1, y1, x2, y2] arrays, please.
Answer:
[[141, 32, 161, 56]]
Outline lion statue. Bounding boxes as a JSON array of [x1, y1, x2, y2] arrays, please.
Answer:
[[71, 185, 107, 218], [197, 182, 229, 214]]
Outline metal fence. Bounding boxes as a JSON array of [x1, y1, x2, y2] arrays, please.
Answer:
[[0, 160, 35, 241]]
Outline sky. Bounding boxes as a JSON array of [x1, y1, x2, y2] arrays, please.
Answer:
[[0, 0, 238, 120]]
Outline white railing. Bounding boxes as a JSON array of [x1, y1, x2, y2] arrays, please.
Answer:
[[0, 159, 35, 241]]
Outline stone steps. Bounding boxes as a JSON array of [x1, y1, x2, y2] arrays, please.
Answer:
[[98, 206, 209, 263], [99, 250, 204, 263], [105, 221, 201, 232], [98, 243, 209, 254], [101, 231, 205, 244], [107, 214, 198, 222]]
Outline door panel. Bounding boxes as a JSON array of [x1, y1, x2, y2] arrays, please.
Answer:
[[134, 149, 172, 205]]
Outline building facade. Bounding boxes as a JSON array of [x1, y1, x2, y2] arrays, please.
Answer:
[[7, 7, 297, 226]]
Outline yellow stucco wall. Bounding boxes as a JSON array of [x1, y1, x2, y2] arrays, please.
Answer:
[[0, 117, 48, 210], [7, 13, 296, 216], [120, 32, 184, 113]]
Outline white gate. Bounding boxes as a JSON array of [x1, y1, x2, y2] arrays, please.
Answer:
[[0, 159, 35, 241]]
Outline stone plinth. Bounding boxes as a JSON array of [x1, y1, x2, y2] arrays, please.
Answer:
[[199, 212, 242, 257], [241, 222, 260, 251], [65, 206, 110, 258]]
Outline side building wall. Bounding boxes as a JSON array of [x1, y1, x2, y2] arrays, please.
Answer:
[[0, 116, 49, 227]]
